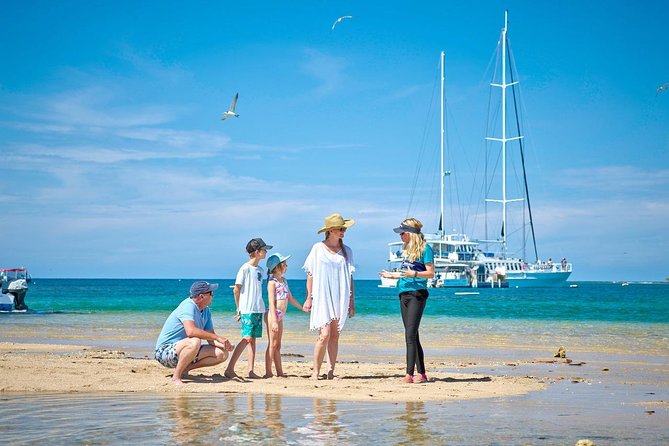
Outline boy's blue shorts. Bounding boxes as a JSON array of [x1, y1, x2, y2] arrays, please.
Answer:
[[240, 312, 263, 338]]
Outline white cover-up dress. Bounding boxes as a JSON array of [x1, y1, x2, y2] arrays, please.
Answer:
[[302, 242, 355, 332]]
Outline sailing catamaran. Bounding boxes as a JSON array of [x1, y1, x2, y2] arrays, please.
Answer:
[[380, 12, 572, 288], [380, 52, 480, 288], [473, 11, 572, 287]]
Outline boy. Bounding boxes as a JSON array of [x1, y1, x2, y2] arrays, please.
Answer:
[[224, 237, 272, 379]]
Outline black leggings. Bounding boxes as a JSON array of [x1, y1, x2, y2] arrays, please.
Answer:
[[399, 289, 428, 375]]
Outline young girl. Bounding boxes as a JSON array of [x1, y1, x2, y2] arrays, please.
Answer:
[[263, 253, 304, 378]]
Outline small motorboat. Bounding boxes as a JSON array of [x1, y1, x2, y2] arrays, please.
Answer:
[[0, 268, 31, 311]]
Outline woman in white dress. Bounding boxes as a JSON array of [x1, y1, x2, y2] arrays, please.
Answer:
[[302, 213, 355, 380]]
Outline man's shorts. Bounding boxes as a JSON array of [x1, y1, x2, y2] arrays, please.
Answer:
[[240, 312, 263, 338], [154, 342, 202, 368]]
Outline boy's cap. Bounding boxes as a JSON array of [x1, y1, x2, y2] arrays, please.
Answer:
[[189, 281, 219, 298], [266, 253, 291, 273], [246, 238, 273, 253]]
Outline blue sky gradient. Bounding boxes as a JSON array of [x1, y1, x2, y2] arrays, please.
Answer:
[[1, 1, 668, 281]]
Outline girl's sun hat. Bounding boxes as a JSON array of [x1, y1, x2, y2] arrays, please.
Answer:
[[317, 213, 355, 234], [266, 253, 291, 273]]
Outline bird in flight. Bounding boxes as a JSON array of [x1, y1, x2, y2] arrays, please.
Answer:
[[656, 83, 668, 96], [221, 93, 239, 121], [331, 15, 352, 31]]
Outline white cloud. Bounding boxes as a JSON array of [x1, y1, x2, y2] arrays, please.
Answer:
[[116, 127, 230, 149], [8, 144, 206, 164], [377, 83, 428, 104], [559, 165, 669, 194], [33, 86, 178, 128], [301, 48, 347, 97], [116, 44, 191, 87]]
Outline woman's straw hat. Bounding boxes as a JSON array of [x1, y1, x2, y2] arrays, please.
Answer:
[[317, 213, 355, 234]]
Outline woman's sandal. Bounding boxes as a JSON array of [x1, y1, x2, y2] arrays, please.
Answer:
[[414, 373, 428, 384]]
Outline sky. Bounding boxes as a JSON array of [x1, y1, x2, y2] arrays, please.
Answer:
[[1, 1, 668, 281]]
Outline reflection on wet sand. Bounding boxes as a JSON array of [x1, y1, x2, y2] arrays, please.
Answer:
[[265, 394, 286, 441], [6, 390, 667, 444], [158, 393, 448, 444], [228, 394, 270, 442], [394, 401, 435, 445], [164, 394, 233, 444], [298, 398, 356, 444]]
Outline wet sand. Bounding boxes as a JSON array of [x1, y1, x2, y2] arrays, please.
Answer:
[[1, 320, 667, 408], [0, 342, 546, 402]]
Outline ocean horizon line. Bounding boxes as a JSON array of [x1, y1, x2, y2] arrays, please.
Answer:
[[25, 277, 669, 284]]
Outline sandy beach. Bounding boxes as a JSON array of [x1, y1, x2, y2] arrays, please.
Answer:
[[0, 341, 547, 402], [2, 326, 667, 444], [3, 280, 668, 444]]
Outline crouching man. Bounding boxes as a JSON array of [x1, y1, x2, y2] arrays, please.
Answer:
[[155, 281, 234, 385]]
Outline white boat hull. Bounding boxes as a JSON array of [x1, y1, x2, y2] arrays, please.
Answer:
[[379, 270, 571, 289], [0, 292, 14, 311], [378, 277, 398, 288], [505, 271, 572, 287]]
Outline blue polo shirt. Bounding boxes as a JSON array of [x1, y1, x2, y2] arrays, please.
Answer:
[[155, 297, 213, 350]]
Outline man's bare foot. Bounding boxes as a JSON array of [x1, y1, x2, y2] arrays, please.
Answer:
[[224, 370, 238, 379], [247, 371, 262, 379], [327, 370, 336, 380], [263, 373, 274, 379], [310, 373, 322, 380], [277, 373, 288, 378], [171, 377, 185, 386]]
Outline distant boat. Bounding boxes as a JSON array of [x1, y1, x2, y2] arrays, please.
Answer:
[[380, 12, 572, 289], [470, 11, 572, 287], [0, 267, 31, 311], [379, 52, 479, 289]]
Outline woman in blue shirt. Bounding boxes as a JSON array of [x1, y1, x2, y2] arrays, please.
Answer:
[[379, 218, 434, 384]]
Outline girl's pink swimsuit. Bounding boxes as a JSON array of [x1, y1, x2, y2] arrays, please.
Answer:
[[270, 277, 290, 321]]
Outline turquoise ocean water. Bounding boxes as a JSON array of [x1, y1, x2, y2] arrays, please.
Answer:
[[2, 279, 668, 445], [10, 278, 669, 322]]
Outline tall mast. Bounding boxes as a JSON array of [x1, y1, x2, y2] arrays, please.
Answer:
[[440, 50, 445, 238], [486, 10, 523, 255], [501, 12, 507, 252]]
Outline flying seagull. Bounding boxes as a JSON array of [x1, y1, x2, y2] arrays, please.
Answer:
[[656, 83, 668, 96], [331, 15, 352, 31], [221, 93, 239, 121]]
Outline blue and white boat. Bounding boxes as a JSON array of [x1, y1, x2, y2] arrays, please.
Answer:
[[1, 267, 31, 311], [470, 11, 572, 287], [381, 233, 479, 288], [380, 52, 480, 289], [381, 12, 572, 289]]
